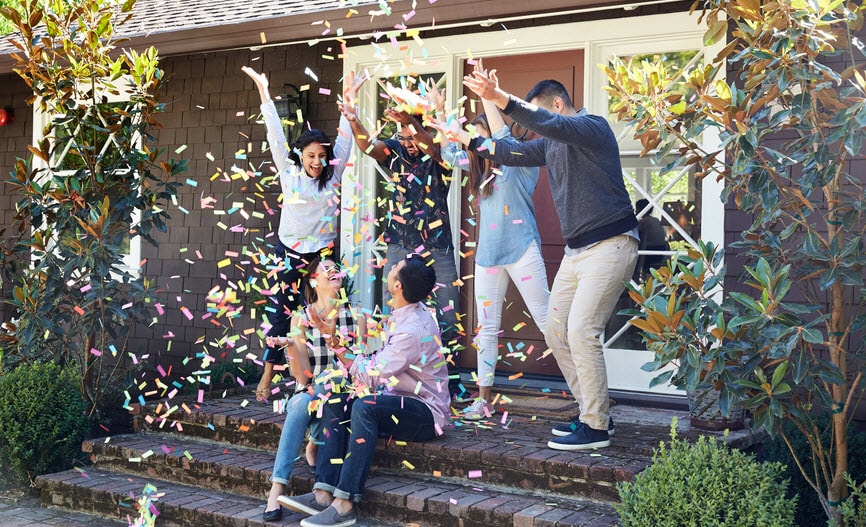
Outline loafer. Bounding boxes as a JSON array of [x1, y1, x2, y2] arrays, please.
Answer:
[[551, 416, 615, 437], [548, 422, 610, 450], [278, 491, 328, 516], [262, 507, 283, 522], [300, 505, 357, 527]]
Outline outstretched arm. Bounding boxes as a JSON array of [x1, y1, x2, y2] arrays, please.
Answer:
[[242, 66, 272, 104], [242, 66, 296, 180], [339, 100, 391, 163], [384, 108, 442, 162], [336, 70, 390, 163]]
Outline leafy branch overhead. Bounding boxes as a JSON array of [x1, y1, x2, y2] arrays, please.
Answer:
[[607, 0, 866, 522]]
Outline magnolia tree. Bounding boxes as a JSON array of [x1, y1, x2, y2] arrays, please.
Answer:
[[606, 0, 866, 521], [0, 0, 184, 419]]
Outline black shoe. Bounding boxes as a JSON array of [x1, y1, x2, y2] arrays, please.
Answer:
[[551, 416, 615, 437], [547, 422, 611, 450], [263, 507, 283, 522]]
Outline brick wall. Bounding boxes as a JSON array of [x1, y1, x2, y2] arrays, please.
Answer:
[[0, 75, 31, 327], [128, 43, 344, 375]]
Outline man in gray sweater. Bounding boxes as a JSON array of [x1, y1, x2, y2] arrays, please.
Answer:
[[464, 65, 638, 450]]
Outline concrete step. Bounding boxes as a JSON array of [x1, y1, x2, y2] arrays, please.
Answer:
[[36, 464, 620, 527]]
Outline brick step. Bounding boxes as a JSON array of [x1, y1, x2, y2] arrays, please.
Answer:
[[137, 393, 673, 502], [36, 465, 619, 527], [33, 466, 394, 527]]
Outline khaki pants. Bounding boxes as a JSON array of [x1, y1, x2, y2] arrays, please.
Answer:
[[545, 234, 638, 431]]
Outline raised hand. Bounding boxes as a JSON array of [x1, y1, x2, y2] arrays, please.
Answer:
[[338, 100, 358, 122], [343, 69, 369, 104], [428, 115, 467, 145], [425, 77, 446, 115], [463, 59, 509, 109], [384, 107, 414, 127], [242, 66, 271, 102]]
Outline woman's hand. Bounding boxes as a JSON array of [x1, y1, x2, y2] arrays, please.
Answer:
[[425, 78, 446, 115], [428, 116, 469, 146], [242, 66, 272, 103], [343, 69, 369, 104]]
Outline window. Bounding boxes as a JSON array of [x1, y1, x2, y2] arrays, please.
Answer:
[[34, 76, 142, 276]]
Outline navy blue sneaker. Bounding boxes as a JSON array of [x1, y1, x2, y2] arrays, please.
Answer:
[[547, 422, 610, 450], [551, 416, 615, 437]]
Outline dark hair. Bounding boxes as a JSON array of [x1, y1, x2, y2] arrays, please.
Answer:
[[396, 254, 436, 304], [299, 254, 323, 305], [288, 129, 335, 191], [468, 114, 498, 199], [525, 79, 573, 109], [636, 198, 650, 215]]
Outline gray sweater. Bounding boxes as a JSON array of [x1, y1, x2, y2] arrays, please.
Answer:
[[471, 95, 636, 248]]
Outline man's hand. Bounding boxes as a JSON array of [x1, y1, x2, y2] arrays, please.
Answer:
[[384, 107, 414, 127], [463, 59, 510, 110]]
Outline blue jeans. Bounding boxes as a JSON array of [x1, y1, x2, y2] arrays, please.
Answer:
[[313, 393, 436, 501], [271, 391, 316, 485]]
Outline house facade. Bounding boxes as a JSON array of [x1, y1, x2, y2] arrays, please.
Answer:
[[0, 0, 740, 404]]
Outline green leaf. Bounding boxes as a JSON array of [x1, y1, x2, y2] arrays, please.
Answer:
[[771, 360, 787, 387], [649, 369, 674, 388], [704, 19, 728, 46], [801, 328, 824, 344]]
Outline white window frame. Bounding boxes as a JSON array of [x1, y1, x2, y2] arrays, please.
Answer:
[[32, 75, 143, 277]]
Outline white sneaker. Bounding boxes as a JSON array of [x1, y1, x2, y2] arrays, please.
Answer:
[[463, 398, 495, 421]]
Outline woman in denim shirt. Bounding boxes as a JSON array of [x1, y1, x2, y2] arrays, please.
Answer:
[[438, 92, 549, 420]]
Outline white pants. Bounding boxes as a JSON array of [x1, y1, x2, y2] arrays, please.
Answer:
[[545, 234, 638, 430], [474, 241, 549, 387]]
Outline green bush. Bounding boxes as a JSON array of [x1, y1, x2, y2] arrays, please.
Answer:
[[830, 474, 866, 527], [758, 416, 866, 526], [0, 362, 91, 485], [617, 420, 796, 527]]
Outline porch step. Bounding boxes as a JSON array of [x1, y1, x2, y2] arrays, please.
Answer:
[[36, 464, 619, 527], [136, 392, 677, 502], [34, 466, 396, 527], [35, 388, 760, 526]]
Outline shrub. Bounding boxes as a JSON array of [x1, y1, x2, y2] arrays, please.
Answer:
[[0, 362, 91, 485], [617, 419, 796, 527], [759, 417, 866, 526], [834, 474, 866, 527]]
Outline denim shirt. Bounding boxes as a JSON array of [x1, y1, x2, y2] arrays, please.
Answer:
[[379, 139, 457, 252], [467, 127, 541, 267]]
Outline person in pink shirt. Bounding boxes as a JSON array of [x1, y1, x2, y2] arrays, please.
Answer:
[[278, 253, 449, 527]]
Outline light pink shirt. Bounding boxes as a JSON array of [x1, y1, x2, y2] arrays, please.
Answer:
[[349, 302, 451, 430]]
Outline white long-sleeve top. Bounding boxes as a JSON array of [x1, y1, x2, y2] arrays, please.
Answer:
[[261, 100, 353, 254]]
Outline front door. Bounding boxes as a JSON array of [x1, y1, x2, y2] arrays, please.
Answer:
[[458, 50, 583, 379]]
